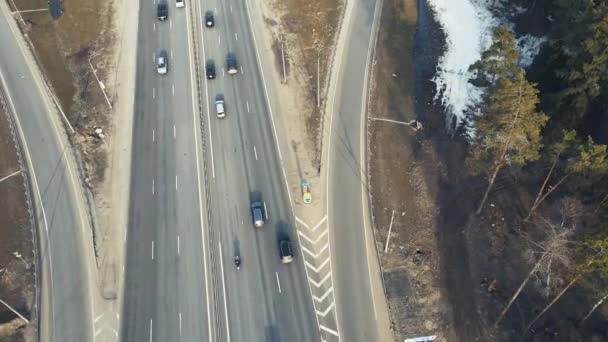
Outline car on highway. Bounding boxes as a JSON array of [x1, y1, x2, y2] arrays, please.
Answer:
[[175, 0, 184, 8], [279, 237, 294, 264], [215, 99, 225, 118], [157, 50, 168, 75], [205, 11, 214, 27], [251, 201, 266, 227], [226, 53, 238, 75], [206, 60, 216, 79], [157, 2, 168, 20]]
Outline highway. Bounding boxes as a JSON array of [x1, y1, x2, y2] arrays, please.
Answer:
[[195, 0, 319, 339], [120, 1, 214, 341], [0, 1, 95, 341], [121, 0, 318, 340]]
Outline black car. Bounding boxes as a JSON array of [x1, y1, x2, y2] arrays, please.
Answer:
[[206, 60, 216, 79], [205, 11, 214, 27], [226, 53, 238, 75], [157, 3, 168, 20], [279, 238, 293, 264]]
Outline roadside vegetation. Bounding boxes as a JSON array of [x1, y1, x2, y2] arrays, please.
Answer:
[[369, 0, 608, 341]]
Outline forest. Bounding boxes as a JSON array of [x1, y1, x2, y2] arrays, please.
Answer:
[[462, 0, 608, 338]]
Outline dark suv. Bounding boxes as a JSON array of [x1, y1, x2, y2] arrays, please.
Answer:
[[279, 238, 294, 264], [206, 60, 216, 79], [157, 3, 168, 20], [205, 11, 214, 27], [251, 201, 265, 227], [226, 53, 238, 75]]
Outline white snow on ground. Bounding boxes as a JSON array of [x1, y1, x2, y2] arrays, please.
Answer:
[[427, 0, 546, 134], [518, 34, 547, 67]]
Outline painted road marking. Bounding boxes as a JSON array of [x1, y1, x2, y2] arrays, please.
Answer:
[[152, 87, 155, 99], [153, 23, 156, 32], [175, 175, 178, 190], [151, 241, 155, 260], [179, 312, 182, 336], [316, 302, 335, 317], [152, 178, 155, 195], [309, 272, 331, 288], [230, 4, 233, 12], [177, 235, 180, 256], [234, 32, 238, 41], [275, 272, 282, 293], [297, 229, 328, 245], [304, 258, 330, 273], [174, 125, 176, 139], [301, 242, 329, 258], [320, 325, 340, 337], [246, 100, 250, 113], [218, 36, 221, 46], [152, 129, 155, 142], [253, 146, 258, 160], [149, 319, 153, 342], [172, 84, 175, 96], [312, 287, 333, 302]]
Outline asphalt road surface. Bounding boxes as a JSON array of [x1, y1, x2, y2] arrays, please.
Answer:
[[328, 0, 390, 340], [0, 2, 94, 341], [120, 2, 214, 341], [195, 0, 320, 340]]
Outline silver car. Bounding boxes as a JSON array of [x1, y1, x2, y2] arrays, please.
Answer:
[[157, 50, 168, 75], [215, 99, 225, 118]]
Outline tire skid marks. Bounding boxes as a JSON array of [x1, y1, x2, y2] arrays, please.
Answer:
[[295, 215, 340, 341]]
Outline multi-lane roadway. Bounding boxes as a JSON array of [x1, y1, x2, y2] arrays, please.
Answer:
[[121, 0, 319, 340]]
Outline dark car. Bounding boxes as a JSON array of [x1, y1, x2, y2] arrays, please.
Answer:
[[205, 11, 214, 27], [279, 238, 294, 264], [251, 201, 265, 227], [226, 53, 238, 75], [206, 60, 216, 79], [157, 3, 168, 20]]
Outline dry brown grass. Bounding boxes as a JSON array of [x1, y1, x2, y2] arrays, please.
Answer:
[[368, 0, 455, 340], [0, 91, 35, 342]]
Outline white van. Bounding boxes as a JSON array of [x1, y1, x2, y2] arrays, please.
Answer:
[[176, 0, 184, 8]]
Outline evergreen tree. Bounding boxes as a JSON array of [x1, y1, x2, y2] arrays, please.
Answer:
[[470, 70, 549, 214], [469, 25, 520, 87]]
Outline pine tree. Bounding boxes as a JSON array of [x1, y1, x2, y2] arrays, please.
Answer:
[[469, 25, 520, 86], [470, 70, 549, 214]]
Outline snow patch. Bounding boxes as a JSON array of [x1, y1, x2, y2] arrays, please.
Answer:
[[427, 0, 546, 135]]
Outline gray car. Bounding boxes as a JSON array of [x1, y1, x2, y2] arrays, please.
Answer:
[[251, 201, 265, 227]]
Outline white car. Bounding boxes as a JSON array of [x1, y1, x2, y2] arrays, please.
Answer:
[[215, 100, 225, 118], [157, 50, 168, 75], [176, 0, 184, 8]]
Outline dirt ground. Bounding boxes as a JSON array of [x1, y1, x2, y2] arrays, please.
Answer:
[[368, 0, 455, 340], [263, 0, 343, 167], [0, 88, 35, 341], [10, 0, 118, 261]]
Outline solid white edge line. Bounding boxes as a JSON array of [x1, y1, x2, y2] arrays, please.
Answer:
[[185, 3, 214, 340], [218, 242, 231, 342]]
